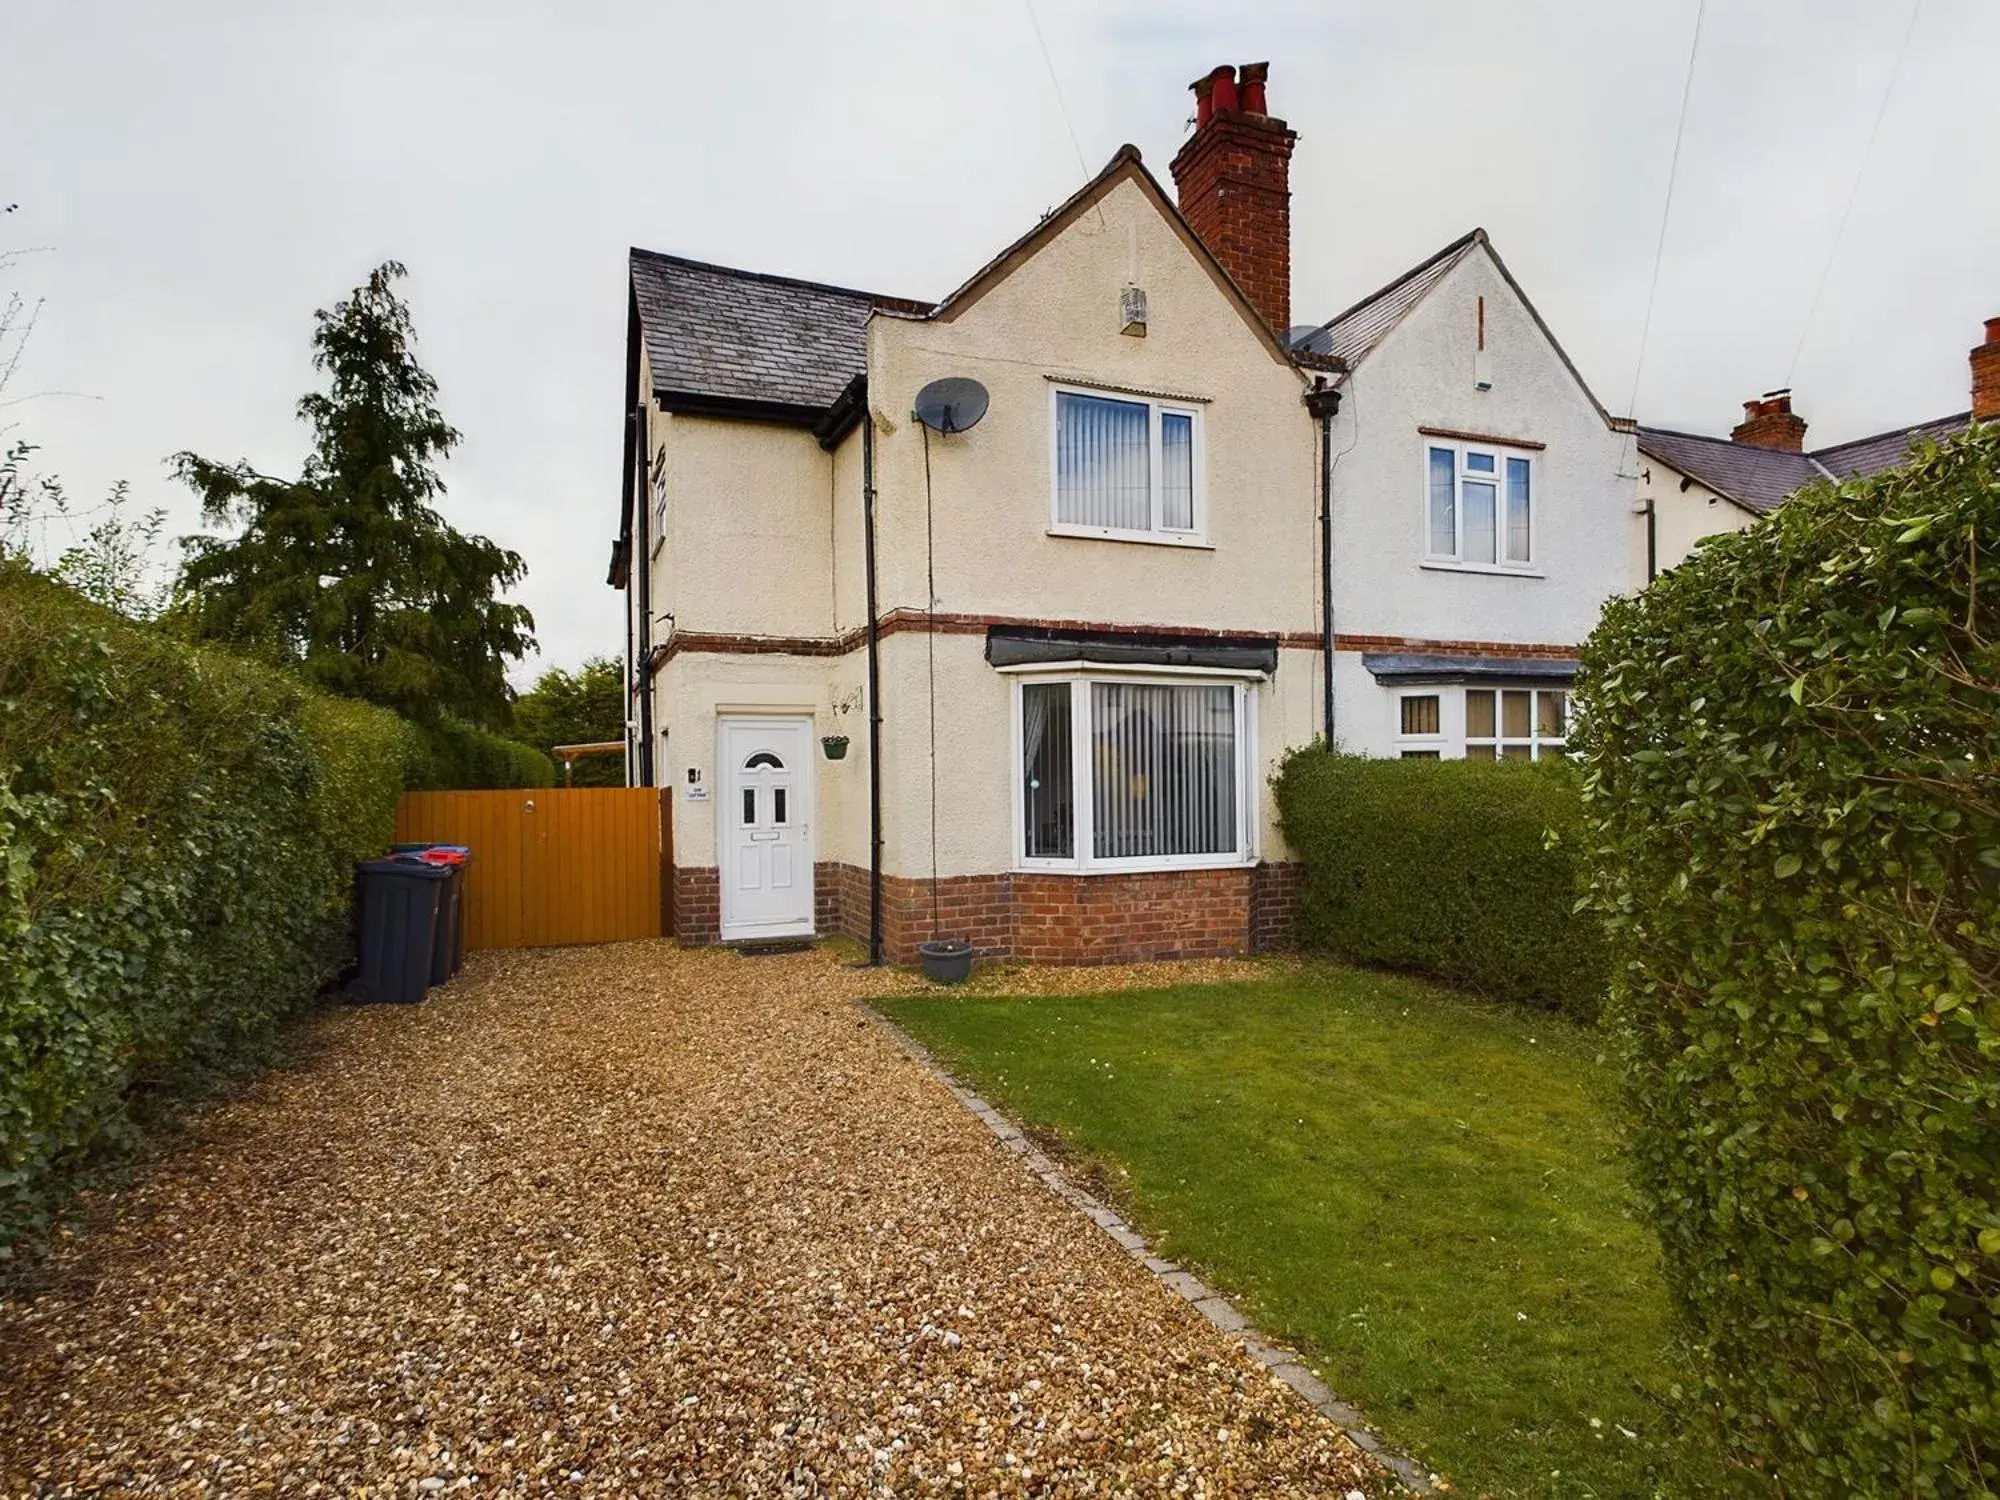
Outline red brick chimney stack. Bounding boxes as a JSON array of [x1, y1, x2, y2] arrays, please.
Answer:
[[1170, 61, 1297, 337], [1731, 390, 1809, 452], [1971, 316, 2000, 422]]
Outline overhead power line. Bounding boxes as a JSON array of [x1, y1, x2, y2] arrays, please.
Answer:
[[1784, 0, 1923, 389], [1625, 0, 1708, 427]]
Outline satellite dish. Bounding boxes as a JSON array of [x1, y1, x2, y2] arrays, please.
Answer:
[[912, 377, 990, 435]]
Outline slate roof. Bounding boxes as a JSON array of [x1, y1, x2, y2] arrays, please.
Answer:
[[1639, 411, 1975, 514], [629, 249, 929, 412], [1811, 412, 1972, 481], [1635, 428, 1826, 515], [1298, 230, 1482, 367]]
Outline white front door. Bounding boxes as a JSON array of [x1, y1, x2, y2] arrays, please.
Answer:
[[717, 716, 815, 941]]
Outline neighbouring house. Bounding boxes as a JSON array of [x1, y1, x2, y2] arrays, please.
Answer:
[[608, 62, 1633, 965], [1635, 318, 2000, 577]]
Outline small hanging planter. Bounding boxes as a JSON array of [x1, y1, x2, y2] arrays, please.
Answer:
[[821, 735, 850, 761]]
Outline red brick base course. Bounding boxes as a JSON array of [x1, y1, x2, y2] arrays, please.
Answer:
[[672, 860, 1302, 965]]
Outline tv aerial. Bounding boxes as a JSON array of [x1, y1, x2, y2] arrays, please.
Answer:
[[911, 377, 990, 435]]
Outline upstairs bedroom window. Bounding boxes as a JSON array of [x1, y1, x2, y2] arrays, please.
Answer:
[[1425, 439, 1535, 570], [1017, 675, 1252, 871], [1051, 387, 1204, 544]]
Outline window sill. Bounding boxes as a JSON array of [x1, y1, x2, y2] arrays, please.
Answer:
[[1014, 855, 1256, 876], [1048, 525, 1214, 550], [1420, 560, 1544, 579]]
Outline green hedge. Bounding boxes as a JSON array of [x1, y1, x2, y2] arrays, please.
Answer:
[[0, 563, 410, 1253], [1273, 750, 1605, 1020], [404, 715, 554, 791], [1574, 423, 2000, 1496]]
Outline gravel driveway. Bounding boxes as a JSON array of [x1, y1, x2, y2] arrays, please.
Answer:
[[0, 942, 1379, 1496]]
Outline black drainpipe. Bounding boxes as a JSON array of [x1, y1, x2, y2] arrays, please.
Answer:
[[861, 391, 884, 966], [631, 407, 655, 787], [1305, 381, 1342, 747], [1642, 497, 1658, 582]]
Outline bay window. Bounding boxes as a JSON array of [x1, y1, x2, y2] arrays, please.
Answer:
[[1051, 387, 1204, 543], [1464, 688, 1567, 760], [1016, 673, 1253, 870], [1425, 440, 1535, 569]]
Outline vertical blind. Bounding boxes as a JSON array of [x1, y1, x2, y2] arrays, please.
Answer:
[[1090, 682, 1237, 859], [1056, 392, 1151, 530], [1020, 682, 1073, 859], [1160, 411, 1195, 531]]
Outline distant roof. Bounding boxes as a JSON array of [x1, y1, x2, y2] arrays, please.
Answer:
[[1306, 229, 1481, 367], [1810, 412, 1972, 481], [1638, 411, 1974, 514], [628, 249, 929, 414]]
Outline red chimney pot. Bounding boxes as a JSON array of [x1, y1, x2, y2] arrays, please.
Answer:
[[1239, 61, 1269, 114], [1209, 64, 1238, 115], [1984, 316, 2000, 345]]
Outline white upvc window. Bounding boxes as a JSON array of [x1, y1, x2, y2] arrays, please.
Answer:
[[1464, 687, 1568, 761], [1424, 439, 1536, 570], [1049, 386, 1205, 545], [1012, 670, 1256, 872], [1394, 691, 1446, 760]]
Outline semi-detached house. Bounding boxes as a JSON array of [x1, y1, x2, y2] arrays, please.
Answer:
[[607, 62, 1632, 965]]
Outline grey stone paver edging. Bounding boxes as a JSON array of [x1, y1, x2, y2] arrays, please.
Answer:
[[861, 1003, 1438, 1495]]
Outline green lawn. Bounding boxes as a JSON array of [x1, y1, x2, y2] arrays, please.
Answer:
[[878, 964, 1741, 1500]]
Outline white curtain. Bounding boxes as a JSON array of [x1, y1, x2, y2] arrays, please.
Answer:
[[1057, 393, 1151, 530], [1020, 682, 1072, 859], [1505, 457, 1532, 562], [1427, 447, 1456, 555], [1091, 682, 1236, 859]]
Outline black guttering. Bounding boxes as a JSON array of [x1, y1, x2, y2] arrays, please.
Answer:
[[985, 625, 1279, 675], [815, 376, 869, 450], [614, 288, 654, 785], [653, 388, 830, 428], [1304, 379, 1341, 746], [1362, 653, 1578, 685], [856, 381, 884, 966]]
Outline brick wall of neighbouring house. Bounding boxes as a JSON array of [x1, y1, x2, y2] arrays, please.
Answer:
[[1248, 861, 1302, 952]]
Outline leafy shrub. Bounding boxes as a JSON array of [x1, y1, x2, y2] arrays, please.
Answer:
[[403, 715, 554, 790], [1273, 750, 1605, 1019], [1574, 424, 2000, 1497], [0, 562, 408, 1252]]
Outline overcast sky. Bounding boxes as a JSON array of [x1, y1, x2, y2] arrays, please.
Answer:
[[7, 0, 1996, 679]]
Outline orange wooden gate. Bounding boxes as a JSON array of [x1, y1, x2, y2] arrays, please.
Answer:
[[393, 788, 669, 951]]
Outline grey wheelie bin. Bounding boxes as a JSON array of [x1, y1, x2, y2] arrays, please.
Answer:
[[352, 857, 451, 1003]]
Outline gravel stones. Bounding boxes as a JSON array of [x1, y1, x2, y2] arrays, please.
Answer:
[[0, 942, 1382, 1496]]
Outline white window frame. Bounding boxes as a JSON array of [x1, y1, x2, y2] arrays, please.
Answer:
[[1006, 665, 1259, 874], [1463, 686, 1568, 761], [1422, 438, 1540, 574], [1393, 690, 1448, 759], [1048, 384, 1208, 547]]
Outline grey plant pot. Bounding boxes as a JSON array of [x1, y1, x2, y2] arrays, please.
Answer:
[[821, 735, 850, 761], [917, 938, 974, 985]]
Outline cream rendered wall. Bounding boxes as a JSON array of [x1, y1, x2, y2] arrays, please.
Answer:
[[1322, 247, 1629, 756], [864, 175, 1317, 637], [645, 411, 835, 640], [875, 631, 1317, 881], [1634, 457, 1758, 580], [656, 651, 871, 872]]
